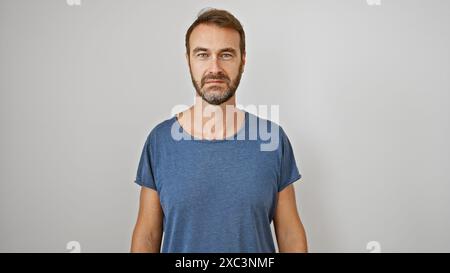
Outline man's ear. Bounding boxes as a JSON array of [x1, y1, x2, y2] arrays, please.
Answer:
[[185, 52, 189, 63], [241, 52, 246, 72]]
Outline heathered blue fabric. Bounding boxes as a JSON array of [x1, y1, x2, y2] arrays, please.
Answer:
[[134, 111, 302, 253]]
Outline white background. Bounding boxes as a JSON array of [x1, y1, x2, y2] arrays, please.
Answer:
[[1, 0, 449, 252]]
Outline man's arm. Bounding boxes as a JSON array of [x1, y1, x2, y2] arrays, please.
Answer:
[[131, 186, 163, 253], [273, 184, 308, 253]]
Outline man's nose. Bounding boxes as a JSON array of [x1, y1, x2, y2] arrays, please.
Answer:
[[207, 56, 224, 74]]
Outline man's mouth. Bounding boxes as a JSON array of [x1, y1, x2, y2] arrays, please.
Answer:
[[205, 80, 225, 84]]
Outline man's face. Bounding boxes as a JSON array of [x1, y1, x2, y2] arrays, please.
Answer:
[[187, 23, 246, 105]]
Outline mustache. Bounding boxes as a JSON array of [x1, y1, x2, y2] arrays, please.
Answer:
[[201, 73, 230, 86]]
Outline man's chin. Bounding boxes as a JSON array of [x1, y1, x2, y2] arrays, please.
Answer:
[[194, 84, 237, 105], [201, 93, 233, 105], [203, 85, 227, 91]]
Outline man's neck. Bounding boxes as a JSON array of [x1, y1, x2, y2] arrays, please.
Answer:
[[178, 95, 245, 140]]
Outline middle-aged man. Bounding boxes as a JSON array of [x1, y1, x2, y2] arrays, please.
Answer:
[[131, 8, 308, 253]]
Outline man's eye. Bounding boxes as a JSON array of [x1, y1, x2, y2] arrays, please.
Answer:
[[221, 53, 233, 59], [197, 53, 208, 58]]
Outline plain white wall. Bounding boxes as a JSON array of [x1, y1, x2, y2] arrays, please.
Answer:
[[1, 0, 449, 252]]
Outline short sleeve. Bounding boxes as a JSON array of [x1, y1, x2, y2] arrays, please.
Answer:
[[278, 127, 302, 192], [134, 135, 157, 191]]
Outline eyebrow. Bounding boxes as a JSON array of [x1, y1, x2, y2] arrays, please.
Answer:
[[192, 47, 208, 54], [192, 47, 238, 55]]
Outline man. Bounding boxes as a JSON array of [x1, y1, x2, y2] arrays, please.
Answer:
[[131, 8, 307, 253]]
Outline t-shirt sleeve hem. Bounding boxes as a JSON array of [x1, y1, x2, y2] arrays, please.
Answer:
[[278, 173, 302, 192], [134, 179, 157, 191]]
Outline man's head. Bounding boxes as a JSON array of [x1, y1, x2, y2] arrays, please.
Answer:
[[185, 8, 246, 105]]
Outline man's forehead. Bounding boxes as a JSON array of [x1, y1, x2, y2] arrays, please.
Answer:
[[189, 24, 240, 52]]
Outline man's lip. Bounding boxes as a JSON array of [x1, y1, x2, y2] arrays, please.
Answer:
[[205, 80, 225, 83]]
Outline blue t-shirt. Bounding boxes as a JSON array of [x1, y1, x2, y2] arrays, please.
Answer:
[[134, 110, 302, 253]]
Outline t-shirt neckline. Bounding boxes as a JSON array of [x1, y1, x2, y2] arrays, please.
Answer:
[[172, 110, 248, 143]]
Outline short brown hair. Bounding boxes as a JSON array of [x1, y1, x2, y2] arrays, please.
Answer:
[[185, 8, 246, 57]]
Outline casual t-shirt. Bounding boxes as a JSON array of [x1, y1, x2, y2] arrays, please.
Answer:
[[134, 110, 302, 253]]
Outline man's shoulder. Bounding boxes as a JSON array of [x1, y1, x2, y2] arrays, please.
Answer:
[[246, 111, 284, 135], [146, 115, 176, 141]]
